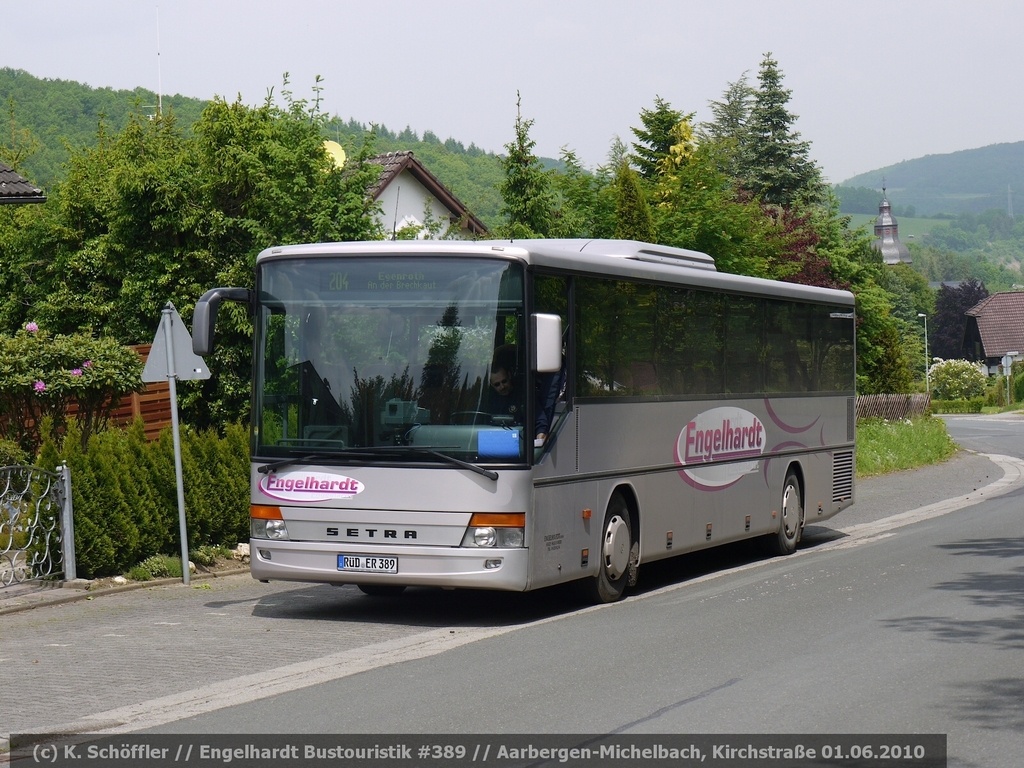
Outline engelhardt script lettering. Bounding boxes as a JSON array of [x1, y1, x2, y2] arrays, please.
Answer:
[[683, 418, 764, 463]]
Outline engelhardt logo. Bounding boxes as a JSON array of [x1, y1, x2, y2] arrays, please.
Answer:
[[674, 406, 765, 491], [259, 470, 364, 502]]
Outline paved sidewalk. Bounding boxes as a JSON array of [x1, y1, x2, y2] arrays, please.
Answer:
[[0, 563, 249, 616]]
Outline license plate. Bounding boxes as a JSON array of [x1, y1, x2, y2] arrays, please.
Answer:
[[338, 554, 398, 573]]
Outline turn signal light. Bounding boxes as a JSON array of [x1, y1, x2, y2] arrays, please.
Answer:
[[467, 512, 525, 528], [251, 505, 283, 520]]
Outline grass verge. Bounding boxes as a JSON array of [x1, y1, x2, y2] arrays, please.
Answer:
[[856, 416, 957, 477]]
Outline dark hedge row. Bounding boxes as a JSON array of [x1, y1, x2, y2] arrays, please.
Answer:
[[929, 398, 985, 414], [38, 421, 249, 579]]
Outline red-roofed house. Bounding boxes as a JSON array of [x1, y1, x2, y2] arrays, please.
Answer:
[[963, 292, 1024, 373], [367, 151, 487, 239], [0, 161, 46, 205]]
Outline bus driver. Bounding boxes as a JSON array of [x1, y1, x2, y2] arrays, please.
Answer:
[[489, 352, 560, 446]]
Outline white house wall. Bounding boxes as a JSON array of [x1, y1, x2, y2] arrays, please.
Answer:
[[376, 169, 463, 240]]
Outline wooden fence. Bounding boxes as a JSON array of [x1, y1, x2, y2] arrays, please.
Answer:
[[855, 393, 931, 421], [111, 344, 173, 439]]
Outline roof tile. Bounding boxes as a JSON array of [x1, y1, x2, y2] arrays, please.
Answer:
[[0, 161, 46, 204], [966, 292, 1024, 357]]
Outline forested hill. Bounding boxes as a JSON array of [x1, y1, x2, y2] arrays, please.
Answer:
[[6, 66, 1020, 225], [0, 67, 207, 184], [0, 67, 506, 225], [836, 141, 1024, 218]]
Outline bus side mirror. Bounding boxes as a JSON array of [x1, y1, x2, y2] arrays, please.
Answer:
[[192, 287, 253, 356], [532, 313, 562, 373]]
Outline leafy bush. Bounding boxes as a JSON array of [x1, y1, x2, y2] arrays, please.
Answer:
[[127, 554, 183, 581], [928, 358, 987, 400], [190, 543, 231, 567], [0, 438, 29, 466]]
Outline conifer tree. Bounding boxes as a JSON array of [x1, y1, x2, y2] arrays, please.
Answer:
[[630, 96, 692, 180], [497, 93, 554, 238], [701, 73, 755, 143], [612, 160, 656, 242], [699, 73, 755, 180], [744, 53, 823, 207]]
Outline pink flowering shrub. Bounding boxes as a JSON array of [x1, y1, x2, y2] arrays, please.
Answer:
[[0, 324, 143, 452]]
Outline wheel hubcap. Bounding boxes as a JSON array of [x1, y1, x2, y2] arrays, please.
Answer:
[[603, 514, 630, 580], [781, 485, 799, 537]]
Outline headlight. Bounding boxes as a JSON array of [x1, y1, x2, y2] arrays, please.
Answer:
[[252, 518, 289, 540], [461, 526, 524, 548], [474, 527, 497, 547], [461, 512, 525, 548]]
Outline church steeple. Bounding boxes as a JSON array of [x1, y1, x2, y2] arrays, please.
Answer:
[[872, 186, 911, 264]]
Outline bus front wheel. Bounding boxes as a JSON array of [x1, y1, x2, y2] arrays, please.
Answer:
[[772, 471, 804, 555], [584, 493, 638, 603]]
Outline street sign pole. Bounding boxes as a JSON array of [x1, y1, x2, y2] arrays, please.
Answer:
[[161, 306, 190, 585], [143, 302, 211, 585]]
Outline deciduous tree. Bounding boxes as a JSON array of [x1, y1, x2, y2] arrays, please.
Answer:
[[1, 76, 384, 428], [653, 139, 775, 278], [933, 278, 988, 361]]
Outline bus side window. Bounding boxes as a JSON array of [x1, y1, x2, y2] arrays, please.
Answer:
[[535, 274, 569, 438]]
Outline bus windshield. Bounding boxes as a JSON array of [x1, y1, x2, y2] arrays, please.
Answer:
[[254, 256, 527, 464]]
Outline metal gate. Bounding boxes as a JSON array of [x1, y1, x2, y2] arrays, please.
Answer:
[[0, 465, 75, 588]]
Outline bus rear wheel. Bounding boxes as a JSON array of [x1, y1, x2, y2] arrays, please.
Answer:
[[583, 493, 638, 604], [772, 471, 803, 555]]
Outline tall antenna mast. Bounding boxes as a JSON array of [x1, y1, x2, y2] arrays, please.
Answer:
[[156, 5, 163, 116], [391, 186, 401, 240]]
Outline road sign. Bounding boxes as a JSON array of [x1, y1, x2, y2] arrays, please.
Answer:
[[142, 303, 210, 383]]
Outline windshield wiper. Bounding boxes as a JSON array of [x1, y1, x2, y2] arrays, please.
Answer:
[[395, 447, 499, 481], [257, 453, 337, 474], [343, 446, 499, 481], [257, 447, 498, 481]]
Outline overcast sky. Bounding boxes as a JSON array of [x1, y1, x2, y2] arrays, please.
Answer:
[[4, 0, 1022, 184]]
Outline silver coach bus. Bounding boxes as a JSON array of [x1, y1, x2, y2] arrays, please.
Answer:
[[193, 239, 856, 603]]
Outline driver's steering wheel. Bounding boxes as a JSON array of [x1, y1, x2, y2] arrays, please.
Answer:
[[450, 411, 493, 425]]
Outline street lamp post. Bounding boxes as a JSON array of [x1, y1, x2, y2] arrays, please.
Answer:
[[1003, 352, 1018, 406], [918, 313, 929, 394]]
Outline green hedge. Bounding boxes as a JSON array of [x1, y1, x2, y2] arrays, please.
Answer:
[[37, 421, 249, 579], [929, 398, 984, 414]]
